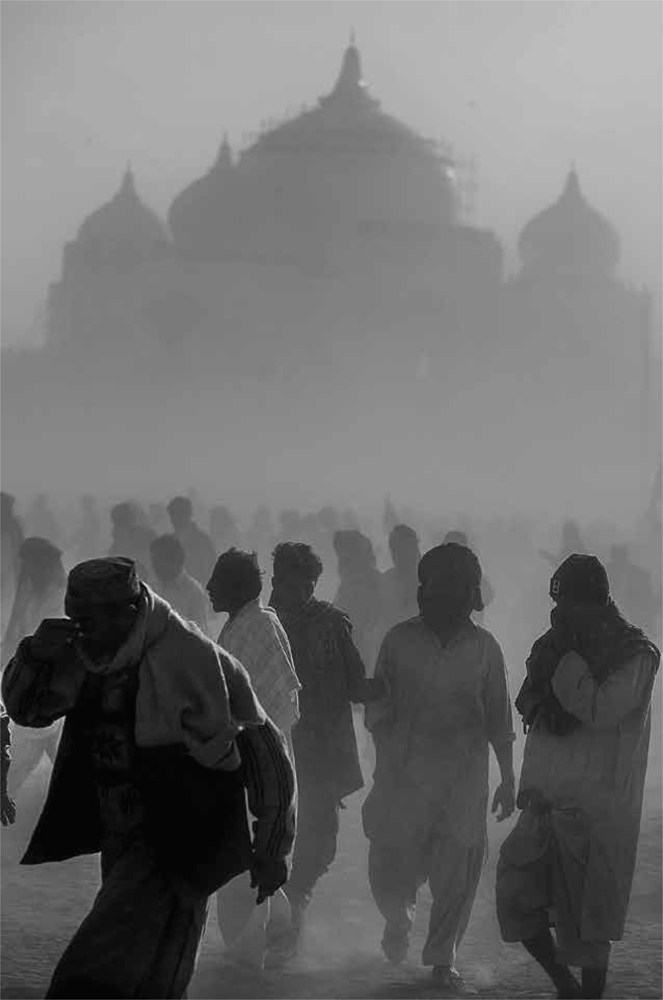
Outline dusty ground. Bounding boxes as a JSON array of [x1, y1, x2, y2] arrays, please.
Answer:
[[1, 761, 661, 1000]]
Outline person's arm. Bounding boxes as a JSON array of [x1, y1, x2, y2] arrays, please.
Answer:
[[1, 622, 86, 729], [1, 706, 15, 826], [237, 718, 297, 903], [483, 637, 517, 820], [363, 633, 395, 734], [551, 649, 658, 730], [336, 616, 384, 703]]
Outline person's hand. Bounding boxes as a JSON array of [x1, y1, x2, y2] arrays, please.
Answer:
[[1, 789, 16, 826], [491, 779, 516, 822], [29, 619, 80, 662], [250, 857, 288, 905]]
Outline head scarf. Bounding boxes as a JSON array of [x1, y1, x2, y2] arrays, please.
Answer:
[[550, 554, 609, 606]]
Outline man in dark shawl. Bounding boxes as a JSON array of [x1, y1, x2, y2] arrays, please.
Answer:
[[2, 557, 296, 999]]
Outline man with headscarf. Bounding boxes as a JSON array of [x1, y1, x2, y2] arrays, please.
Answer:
[[208, 548, 301, 969], [363, 542, 516, 993], [269, 542, 380, 951], [1, 537, 67, 796], [2, 556, 296, 999], [498, 555, 660, 1000]]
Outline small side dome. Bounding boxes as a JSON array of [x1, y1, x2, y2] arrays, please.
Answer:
[[77, 167, 169, 257], [518, 169, 620, 277]]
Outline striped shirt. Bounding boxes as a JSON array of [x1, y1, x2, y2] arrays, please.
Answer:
[[219, 600, 301, 735]]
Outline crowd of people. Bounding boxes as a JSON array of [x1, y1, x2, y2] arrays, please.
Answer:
[[0, 485, 661, 1000]]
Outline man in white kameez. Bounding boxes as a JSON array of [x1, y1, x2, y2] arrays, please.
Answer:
[[364, 543, 516, 995], [497, 554, 660, 1000], [207, 548, 301, 969]]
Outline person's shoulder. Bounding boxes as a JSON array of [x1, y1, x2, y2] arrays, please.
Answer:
[[473, 624, 506, 662]]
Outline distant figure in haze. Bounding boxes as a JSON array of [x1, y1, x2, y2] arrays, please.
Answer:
[[444, 530, 494, 622], [108, 500, 156, 580], [208, 549, 301, 969], [167, 495, 216, 585], [26, 493, 62, 547], [210, 505, 242, 555], [380, 524, 421, 630], [364, 543, 515, 991], [501, 555, 660, 1000], [333, 529, 383, 669], [539, 518, 586, 568], [2, 537, 67, 796], [2, 556, 295, 999], [150, 534, 210, 634], [1, 493, 24, 639], [606, 544, 660, 637], [147, 502, 171, 537], [269, 542, 380, 953], [70, 495, 102, 563]]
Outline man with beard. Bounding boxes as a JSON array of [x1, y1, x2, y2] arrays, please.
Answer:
[[269, 542, 379, 949], [498, 555, 660, 1000], [363, 542, 515, 994], [2, 557, 295, 999]]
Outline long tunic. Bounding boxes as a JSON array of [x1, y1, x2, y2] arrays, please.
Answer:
[[516, 648, 658, 941], [364, 618, 515, 852]]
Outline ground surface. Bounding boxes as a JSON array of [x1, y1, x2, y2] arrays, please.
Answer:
[[1, 762, 661, 1000]]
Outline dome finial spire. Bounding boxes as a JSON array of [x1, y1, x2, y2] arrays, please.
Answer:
[[120, 161, 135, 196], [333, 32, 364, 94]]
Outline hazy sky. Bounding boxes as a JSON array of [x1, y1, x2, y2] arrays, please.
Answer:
[[1, 0, 661, 345]]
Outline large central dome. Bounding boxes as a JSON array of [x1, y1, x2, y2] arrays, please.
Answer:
[[170, 42, 458, 263]]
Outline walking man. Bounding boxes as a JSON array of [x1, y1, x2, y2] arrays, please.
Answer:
[[498, 554, 660, 999], [2, 556, 295, 999], [364, 542, 516, 993]]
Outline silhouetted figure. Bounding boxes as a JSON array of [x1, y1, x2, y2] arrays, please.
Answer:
[[26, 493, 62, 547], [381, 524, 421, 630], [147, 502, 171, 537], [502, 555, 660, 999], [209, 505, 242, 554], [606, 544, 659, 637], [364, 543, 515, 989], [71, 495, 103, 563], [108, 501, 156, 580], [333, 529, 383, 669], [269, 542, 378, 953], [1, 493, 24, 639], [539, 518, 586, 568], [2, 557, 294, 999], [150, 534, 210, 633], [167, 495, 216, 585], [2, 537, 67, 797]]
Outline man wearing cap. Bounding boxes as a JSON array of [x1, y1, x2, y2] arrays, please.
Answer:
[[499, 554, 660, 1000], [363, 542, 516, 993], [1, 556, 296, 999]]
